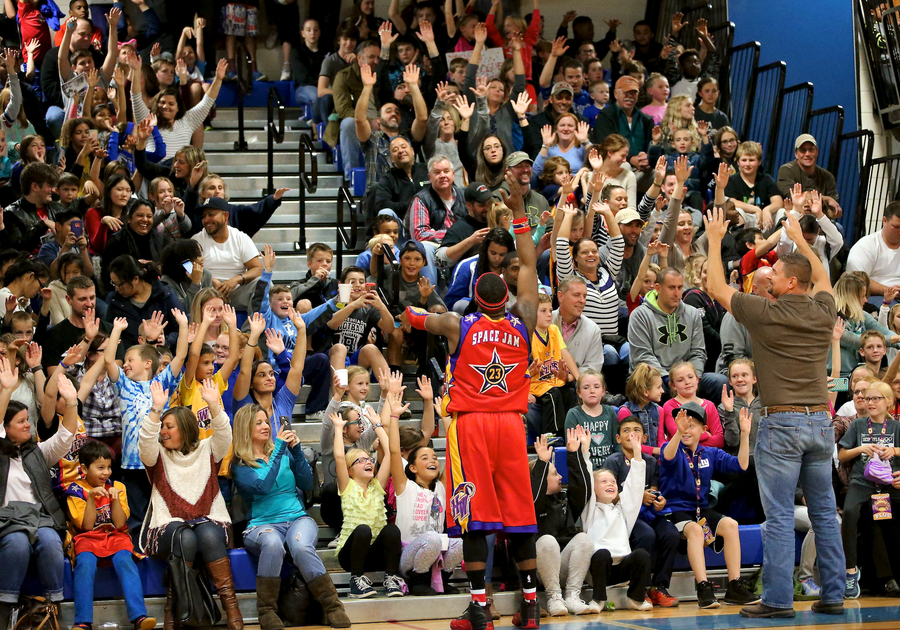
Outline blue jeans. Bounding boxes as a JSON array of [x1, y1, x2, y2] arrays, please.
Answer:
[[294, 85, 319, 122], [302, 353, 331, 413], [0, 527, 64, 603], [45, 106, 65, 139], [339, 117, 361, 179], [755, 411, 845, 609], [603, 343, 630, 365], [243, 516, 325, 581], [317, 94, 335, 124], [74, 549, 146, 623]]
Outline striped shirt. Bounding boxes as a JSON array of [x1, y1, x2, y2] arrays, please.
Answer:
[[555, 234, 624, 338], [133, 92, 215, 160]]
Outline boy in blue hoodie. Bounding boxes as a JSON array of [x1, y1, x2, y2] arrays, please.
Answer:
[[659, 403, 757, 609]]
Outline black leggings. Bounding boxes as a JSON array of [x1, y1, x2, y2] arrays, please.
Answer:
[[589, 548, 650, 603], [337, 524, 401, 576], [152, 521, 228, 565], [842, 484, 900, 570]]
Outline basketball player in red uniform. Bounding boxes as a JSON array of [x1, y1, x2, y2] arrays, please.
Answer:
[[402, 171, 540, 630]]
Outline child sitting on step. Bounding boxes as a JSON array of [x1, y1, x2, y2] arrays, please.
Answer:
[[332, 407, 405, 599], [386, 388, 462, 596], [566, 425, 653, 612]]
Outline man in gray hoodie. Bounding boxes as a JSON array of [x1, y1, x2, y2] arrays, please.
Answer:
[[716, 267, 776, 373], [627, 267, 729, 403]]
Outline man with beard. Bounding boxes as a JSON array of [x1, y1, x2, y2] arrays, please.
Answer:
[[614, 208, 646, 298], [436, 182, 492, 268], [590, 75, 653, 176], [493, 152, 550, 230], [356, 62, 427, 190]]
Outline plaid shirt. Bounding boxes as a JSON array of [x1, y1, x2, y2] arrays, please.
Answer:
[[409, 192, 457, 243], [67, 365, 120, 438]]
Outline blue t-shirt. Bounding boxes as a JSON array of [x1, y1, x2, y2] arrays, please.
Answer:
[[234, 382, 300, 434], [658, 440, 743, 513], [116, 365, 180, 469]]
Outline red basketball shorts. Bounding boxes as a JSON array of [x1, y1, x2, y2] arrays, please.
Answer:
[[445, 411, 538, 536]]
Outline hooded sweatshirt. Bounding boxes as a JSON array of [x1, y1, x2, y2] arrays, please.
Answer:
[[627, 289, 706, 377], [567, 448, 645, 563]]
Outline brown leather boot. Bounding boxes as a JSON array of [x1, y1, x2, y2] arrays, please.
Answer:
[[164, 584, 177, 630], [485, 584, 500, 621], [206, 558, 244, 630], [255, 576, 284, 630], [306, 574, 351, 628]]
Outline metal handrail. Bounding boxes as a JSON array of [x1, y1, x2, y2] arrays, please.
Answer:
[[233, 41, 252, 151], [295, 134, 318, 253], [266, 87, 285, 194], [334, 186, 357, 277]]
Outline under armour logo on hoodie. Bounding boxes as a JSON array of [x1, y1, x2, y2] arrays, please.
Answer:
[[656, 320, 687, 345]]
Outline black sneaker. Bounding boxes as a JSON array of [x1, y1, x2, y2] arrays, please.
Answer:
[[511, 600, 540, 629], [696, 581, 720, 609], [450, 602, 491, 630], [724, 579, 761, 605], [739, 603, 795, 618]]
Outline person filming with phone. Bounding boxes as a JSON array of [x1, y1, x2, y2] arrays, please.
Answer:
[[38, 207, 94, 279]]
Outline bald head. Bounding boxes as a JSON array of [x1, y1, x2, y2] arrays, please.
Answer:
[[752, 266, 776, 301], [70, 18, 94, 50]]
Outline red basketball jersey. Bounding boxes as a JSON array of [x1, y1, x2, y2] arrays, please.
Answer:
[[444, 312, 531, 414]]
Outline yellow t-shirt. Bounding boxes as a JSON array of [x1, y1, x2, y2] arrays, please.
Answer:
[[176, 372, 228, 441], [530, 325, 567, 397], [66, 479, 130, 532]]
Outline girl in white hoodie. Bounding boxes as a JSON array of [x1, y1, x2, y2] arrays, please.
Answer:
[[566, 425, 653, 612]]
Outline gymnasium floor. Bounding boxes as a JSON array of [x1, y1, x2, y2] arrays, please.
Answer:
[[329, 598, 900, 630]]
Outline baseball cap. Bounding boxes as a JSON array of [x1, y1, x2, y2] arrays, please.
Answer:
[[198, 197, 229, 214], [401, 240, 427, 260], [506, 151, 533, 168], [679, 401, 707, 424], [616, 208, 643, 225], [550, 81, 574, 97], [615, 75, 641, 92], [465, 182, 492, 204], [794, 134, 817, 150]]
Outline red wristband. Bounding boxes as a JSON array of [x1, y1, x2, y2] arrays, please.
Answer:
[[405, 305, 430, 330]]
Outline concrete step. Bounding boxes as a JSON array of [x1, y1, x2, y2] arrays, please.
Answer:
[[254, 224, 362, 245], [226, 186, 342, 200], [57, 568, 754, 626], [204, 128, 313, 144], [203, 140, 325, 152], [214, 107, 305, 123], [212, 162, 338, 175], [202, 151, 330, 168], [220, 175, 343, 190]]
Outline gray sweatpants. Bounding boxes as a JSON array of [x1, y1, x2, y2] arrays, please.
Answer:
[[535, 533, 594, 598], [400, 531, 464, 576]]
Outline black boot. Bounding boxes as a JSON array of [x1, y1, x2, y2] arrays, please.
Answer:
[[408, 571, 437, 596], [442, 571, 460, 594]]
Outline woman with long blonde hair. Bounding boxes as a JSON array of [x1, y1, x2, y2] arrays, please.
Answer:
[[231, 404, 350, 629], [658, 95, 700, 150]]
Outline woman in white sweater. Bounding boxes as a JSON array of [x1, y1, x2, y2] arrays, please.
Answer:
[[139, 379, 242, 630], [131, 55, 228, 160]]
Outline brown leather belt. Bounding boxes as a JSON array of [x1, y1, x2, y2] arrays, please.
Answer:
[[762, 404, 830, 416]]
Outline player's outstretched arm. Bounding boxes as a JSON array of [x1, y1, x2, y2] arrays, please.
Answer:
[[501, 171, 538, 336], [401, 308, 461, 350]]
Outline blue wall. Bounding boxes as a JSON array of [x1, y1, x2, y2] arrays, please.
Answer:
[[728, 0, 858, 132]]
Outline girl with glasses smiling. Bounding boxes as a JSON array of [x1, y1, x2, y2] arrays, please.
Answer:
[[837, 380, 900, 599]]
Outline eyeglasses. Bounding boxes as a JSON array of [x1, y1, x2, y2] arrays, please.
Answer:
[[352, 456, 374, 466], [863, 396, 886, 403], [212, 344, 229, 351], [852, 389, 869, 397], [110, 278, 131, 289]]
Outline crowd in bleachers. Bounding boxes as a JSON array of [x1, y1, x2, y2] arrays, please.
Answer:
[[0, 0, 898, 629]]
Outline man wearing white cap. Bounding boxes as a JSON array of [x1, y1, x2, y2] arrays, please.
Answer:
[[775, 134, 842, 217]]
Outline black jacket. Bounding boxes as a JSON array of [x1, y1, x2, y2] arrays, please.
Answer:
[[371, 163, 430, 222], [106, 279, 184, 349], [531, 458, 579, 546], [100, 226, 172, 293], [2, 197, 62, 253]]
